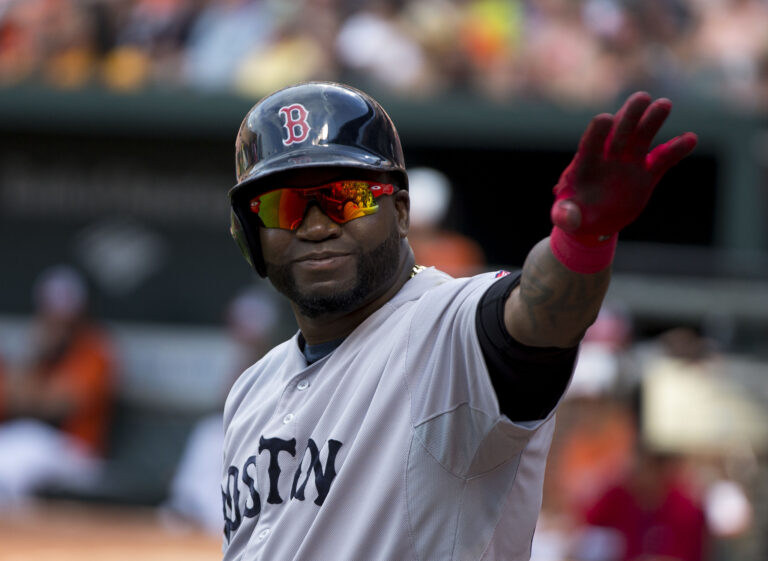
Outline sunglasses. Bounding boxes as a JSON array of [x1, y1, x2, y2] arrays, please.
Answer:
[[249, 180, 395, 230]]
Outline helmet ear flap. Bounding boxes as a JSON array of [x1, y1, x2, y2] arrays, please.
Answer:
[[230, 209, 267, 278]]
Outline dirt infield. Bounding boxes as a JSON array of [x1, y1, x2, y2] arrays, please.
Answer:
[[0, 500, 221, 561]]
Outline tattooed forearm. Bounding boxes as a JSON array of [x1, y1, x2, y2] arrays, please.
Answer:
[[505, 238, 611, 348]]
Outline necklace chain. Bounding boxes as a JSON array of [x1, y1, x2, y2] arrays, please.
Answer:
[[410, 264, 426, 279]]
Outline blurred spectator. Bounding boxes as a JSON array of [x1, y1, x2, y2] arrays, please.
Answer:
[[576, 448, 709, 561], [162, 285, 280, 535], [406, 166, 486, 278], [234, 0, 339, 98], [0, 265, 116, 506], [398, 0, 470, 91], [455, 0, 526, 99], [459, 0, 523, 72], [335, 0, 433, 94], [689, 0, 768, 109], [102, 0, 198, 90], [0, 0, 96, 87], [523, 0, 622, 105], [40, 0, 100, 88], [181, 0, 279, 91]]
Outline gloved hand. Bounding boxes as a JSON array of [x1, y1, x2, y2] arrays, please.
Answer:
[[550, 91, 698, 273]]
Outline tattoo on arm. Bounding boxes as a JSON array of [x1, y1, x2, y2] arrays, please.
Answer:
[[514, 239, 610, 346]]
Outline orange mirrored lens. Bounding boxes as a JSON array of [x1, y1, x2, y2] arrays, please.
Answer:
[[250, 181, 394, 230]]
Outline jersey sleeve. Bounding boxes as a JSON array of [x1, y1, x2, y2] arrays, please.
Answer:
[[475, 273, 577, 422]]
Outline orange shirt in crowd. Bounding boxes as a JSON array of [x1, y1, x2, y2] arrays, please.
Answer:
[[32, 326, 115, 455]]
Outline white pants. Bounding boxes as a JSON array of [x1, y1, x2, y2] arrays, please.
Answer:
[[0, 419, 102, 507]]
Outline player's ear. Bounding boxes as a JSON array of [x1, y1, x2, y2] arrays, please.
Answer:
[[394, 189, 410, 238]]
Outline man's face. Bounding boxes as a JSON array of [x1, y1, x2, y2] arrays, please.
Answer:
[[258, 170, 409, 319]]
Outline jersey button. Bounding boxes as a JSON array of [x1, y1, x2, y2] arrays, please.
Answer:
[[283, 413, 294, 424], [297, 379, 309, 391], [256, 528, 271, 542]]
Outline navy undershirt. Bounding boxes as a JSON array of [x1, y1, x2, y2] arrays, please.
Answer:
[[302, 337, 345, 364], [300, 272, 576, 423]]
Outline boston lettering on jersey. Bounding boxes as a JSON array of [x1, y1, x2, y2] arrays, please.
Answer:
[[222, 435, 343, 542]]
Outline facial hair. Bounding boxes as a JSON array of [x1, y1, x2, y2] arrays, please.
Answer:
[[265, 228, 402, 319]]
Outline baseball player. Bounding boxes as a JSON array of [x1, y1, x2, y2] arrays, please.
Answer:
[[222, 82, 697, 560]]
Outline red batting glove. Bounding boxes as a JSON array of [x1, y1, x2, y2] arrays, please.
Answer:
[[550, 91, 698, 273]]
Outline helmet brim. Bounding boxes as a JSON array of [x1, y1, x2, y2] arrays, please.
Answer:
[[229, 144, 407, 200]]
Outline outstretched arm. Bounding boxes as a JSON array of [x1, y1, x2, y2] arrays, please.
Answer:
[[504, 92, 698, 348]]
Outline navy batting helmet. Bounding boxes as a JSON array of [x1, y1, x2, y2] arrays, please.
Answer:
[[229, 81, 408, 277]]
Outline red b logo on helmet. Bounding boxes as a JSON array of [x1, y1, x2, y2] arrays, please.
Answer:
[[279, 104, 311, 146]]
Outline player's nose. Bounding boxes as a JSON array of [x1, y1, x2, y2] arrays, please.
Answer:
[[295, 204, 342, 241]]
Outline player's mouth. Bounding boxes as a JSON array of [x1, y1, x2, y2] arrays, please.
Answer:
[[294, 251, 353, 271]]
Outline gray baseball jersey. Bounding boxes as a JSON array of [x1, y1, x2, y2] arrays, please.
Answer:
[[221, 268, 563, 561]]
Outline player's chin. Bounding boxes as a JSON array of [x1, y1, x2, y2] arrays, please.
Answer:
[[290, 255, 355, 289], [298, 277, 355, 302], [292, 278, 368, 319], [293, 259, 360, 296]]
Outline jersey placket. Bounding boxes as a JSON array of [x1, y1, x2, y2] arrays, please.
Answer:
[[242, 370, 314, 559]]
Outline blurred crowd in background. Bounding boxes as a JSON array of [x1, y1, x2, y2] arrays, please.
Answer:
[[1, 0, 768, 110]]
